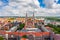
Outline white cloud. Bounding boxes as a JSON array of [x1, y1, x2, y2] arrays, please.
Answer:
[[0, 1, 3, 6], [44, 0, 60, 9], [0, 0, 60, 16], [0, 0, 40, 16], [44, 0, 55, 8], [52, 3, 60, 9]]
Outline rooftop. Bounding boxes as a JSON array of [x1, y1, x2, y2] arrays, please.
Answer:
[[21, 28, 41, 32]]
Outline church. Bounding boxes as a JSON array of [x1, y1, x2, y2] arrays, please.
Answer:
[[20, 13, 51, 40]]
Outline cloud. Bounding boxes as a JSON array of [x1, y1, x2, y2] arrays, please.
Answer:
[[44, 0, 55, 8], [52, 2, 60, 9], [0, 0, 60, 17], [44, 0, 60, 9], [55, 0, 59, 2], [0, 1, 3, 6], [0, 0, 40, 16]]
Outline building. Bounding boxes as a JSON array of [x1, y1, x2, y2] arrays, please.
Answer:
[[0, 13, 53, 40], [20, 13, 51, 40]]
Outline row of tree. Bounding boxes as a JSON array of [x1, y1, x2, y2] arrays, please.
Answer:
[[46, 17, 60, 21], [47, 23, 60, 34]]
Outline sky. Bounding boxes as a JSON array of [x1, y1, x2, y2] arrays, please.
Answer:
[[38, 0, 60, 8], [0, 0, 60, 16]]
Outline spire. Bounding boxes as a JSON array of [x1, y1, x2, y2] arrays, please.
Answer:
[[26, 13, 27, 19], [25, 13, 28, 29], [32, 12, 35, 27], [33, 12, 34, 19]]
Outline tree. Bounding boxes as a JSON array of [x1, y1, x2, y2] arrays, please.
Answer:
[[22, 35, 28, 38], [21, 35, 28, 40], [0, 36, 4, 40], [17, 23, 25, 30], [47, 23, 60, 34]]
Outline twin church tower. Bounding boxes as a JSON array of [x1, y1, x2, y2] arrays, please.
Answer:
[[24, 13, 35, 29]]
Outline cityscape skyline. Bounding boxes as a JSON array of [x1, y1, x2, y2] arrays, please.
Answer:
[[0, 0, 60, 40]]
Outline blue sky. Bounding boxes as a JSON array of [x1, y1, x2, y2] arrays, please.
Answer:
[[57, 0, 60, 4], [38, 0, 60, 8], [0, 0, 9, 8], [38, 0, 45, 8]]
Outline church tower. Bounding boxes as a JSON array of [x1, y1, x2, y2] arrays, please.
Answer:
[[32, 13, 35, 28], [25, 13, 27, 27], [25, 13, 35, 29], [24, 13, 27, 29]]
